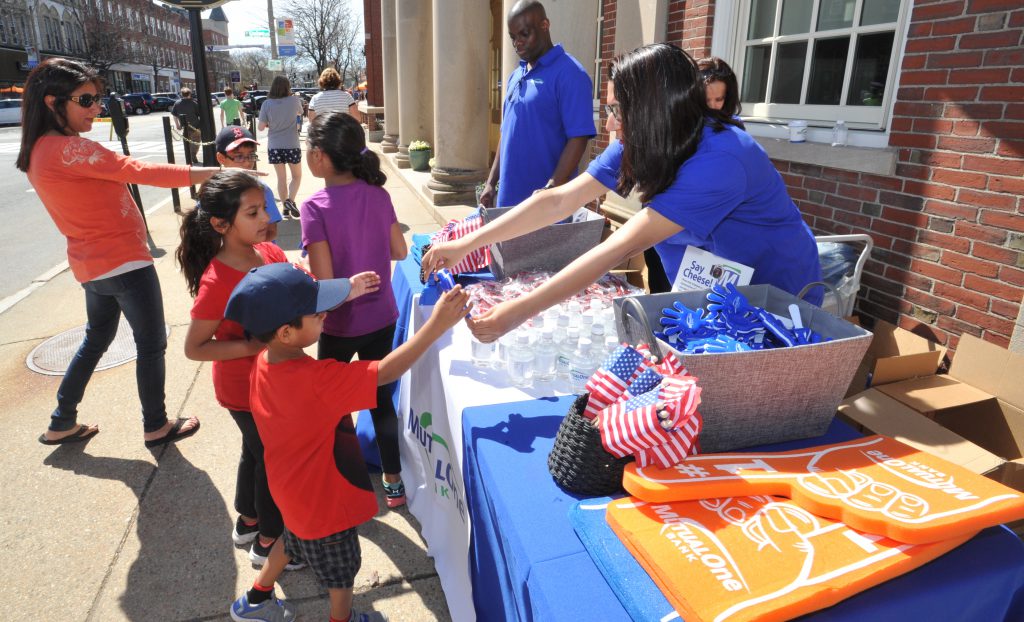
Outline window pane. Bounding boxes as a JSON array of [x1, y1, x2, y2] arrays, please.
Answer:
[[817, 0, 855, 31], [848, 31, 894, 106], [861, 0, 900, 26], [770, 41, 807, 104], [807, 36, 850, 104], [748, 0, 777, 39], [781, 0, 813, 35], [742, 45, 771, 102]]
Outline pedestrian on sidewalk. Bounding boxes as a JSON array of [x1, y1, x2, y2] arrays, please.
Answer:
[[307, 68, 356, 123], [17, 58, 223, 447], [303, 111, 409, 508], [219, 86, 246, 129], [171, 87, 203, 164], [214, 125, 282, 243], [225, 263, 470, 622], [258, 76, 304, 219], [177, 169, 302, 569]]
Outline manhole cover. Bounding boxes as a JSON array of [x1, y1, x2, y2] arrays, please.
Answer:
[[27, 319, 171, 376]]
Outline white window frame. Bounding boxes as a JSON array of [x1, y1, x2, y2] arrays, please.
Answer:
[[714, 0, 912, 150]]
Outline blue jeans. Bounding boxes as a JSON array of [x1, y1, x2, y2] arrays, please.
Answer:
[[49, 265, 168, 433]]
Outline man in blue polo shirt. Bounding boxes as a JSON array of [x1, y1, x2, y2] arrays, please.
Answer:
[[480, 0, 595, 209]]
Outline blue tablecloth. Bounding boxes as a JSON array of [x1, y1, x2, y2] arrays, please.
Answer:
[[462, 396, 1024, 622]]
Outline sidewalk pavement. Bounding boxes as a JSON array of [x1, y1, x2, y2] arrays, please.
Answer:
[[0, 133, 466, 621]]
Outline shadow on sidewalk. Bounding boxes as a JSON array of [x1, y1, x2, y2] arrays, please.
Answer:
[[44, 443, 236, 620]]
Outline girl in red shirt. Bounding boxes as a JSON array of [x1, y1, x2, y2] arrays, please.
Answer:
[[176, 169, 298, 569]]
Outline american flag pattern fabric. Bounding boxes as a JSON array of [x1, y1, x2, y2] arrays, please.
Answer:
[[429, 212, 490, 274], [583, 346, 647, 420], [599, 375, 703, 469]]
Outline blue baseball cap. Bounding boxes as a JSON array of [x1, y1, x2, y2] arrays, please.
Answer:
[[225, 263, 351, 336]]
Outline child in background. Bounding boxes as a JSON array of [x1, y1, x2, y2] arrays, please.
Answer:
[[302, 111, 410, 508], [176, 170, 379, 569], [697, 56, 744, 125], [215, 126, 282, 242], [225, 263, 470, 622]]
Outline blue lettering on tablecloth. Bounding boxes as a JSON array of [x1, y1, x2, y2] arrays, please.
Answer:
[[409, 410, 466, 521]]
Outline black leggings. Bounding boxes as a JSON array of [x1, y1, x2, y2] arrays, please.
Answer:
[[227, 409, 284, 539], [318, 323, 402, 475]]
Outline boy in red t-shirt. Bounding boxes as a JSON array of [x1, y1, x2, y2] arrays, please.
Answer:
[[224, 263, 471, 622]]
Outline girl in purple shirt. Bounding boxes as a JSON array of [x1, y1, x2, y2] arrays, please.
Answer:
[[301, 112, 410, 508]]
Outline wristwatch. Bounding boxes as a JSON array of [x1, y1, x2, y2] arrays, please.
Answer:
[[541, 179, 556, 191]]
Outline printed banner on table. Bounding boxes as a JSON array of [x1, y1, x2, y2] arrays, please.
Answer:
[[607, 495, 972, 622], [623, 435, 1024, 544], [398, 294, 475, 622]]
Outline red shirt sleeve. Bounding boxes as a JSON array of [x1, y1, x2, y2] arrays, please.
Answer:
[[314, 360, 379, 419]]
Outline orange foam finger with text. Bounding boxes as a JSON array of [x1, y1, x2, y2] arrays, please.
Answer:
[[622, 435, 1024, 544], [607, 496, 972, 622]]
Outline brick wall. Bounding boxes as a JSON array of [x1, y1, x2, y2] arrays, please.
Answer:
[[594, 0, 618, 152], [782, 0, 1024, 351]]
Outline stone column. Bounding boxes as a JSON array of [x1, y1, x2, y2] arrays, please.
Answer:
[[394, 0, 433, 168], [425, 0, 490, 205], [381, 0, 399, 153]]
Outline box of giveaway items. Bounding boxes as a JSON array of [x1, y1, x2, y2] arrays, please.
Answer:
[[841, 333, 1024, 491], [614, 284, 872, 453], [482, 206, 605, 279]]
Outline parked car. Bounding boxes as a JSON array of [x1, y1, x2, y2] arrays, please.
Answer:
[[126, 92, 156, 111], [152, 91, 179, 101], [99, 95, 127, 118], [211, 91, 226, 104], [242, 91, 269, 116], [151, 96, 176, 112], [0, 98, 22, 125], [121, 94, 150, 115]]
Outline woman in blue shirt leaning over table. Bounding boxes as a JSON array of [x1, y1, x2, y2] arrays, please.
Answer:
[[423, 43, 822, 343]]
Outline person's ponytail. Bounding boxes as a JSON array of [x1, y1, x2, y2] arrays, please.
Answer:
[[175, 204, 222, 297], [353, 149, 387, 187], [307, 111, 387, 186]]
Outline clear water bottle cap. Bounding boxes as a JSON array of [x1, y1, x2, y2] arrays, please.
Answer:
[[541, 327, 554, 338], [567, 326, 580, 338], [516, 332, 530, 345]]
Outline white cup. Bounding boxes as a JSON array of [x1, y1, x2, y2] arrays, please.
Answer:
[[788, 120, 808, 143]]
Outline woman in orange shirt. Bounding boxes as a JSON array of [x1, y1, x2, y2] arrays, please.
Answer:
[[18, 58, 224, 447]]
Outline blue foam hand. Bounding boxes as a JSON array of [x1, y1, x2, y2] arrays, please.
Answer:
[[792, 327, 830, 345], [702, 335, 752, 353], [755, 308, 797, 347], [434, 268, 456, 292], [706, 283, 753, 316], [660, 302, 716, 339]]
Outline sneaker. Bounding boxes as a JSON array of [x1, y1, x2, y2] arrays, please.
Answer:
[[350, 609, 389, 622], [230, 593, 296, 622], [249, 538, 306, 571], [382, 478, 406, 509], [283, 199, 300, 218], [232, 517, 259, 546]]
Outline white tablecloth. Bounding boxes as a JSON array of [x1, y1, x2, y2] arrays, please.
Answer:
[[397, 295, 568, 621]]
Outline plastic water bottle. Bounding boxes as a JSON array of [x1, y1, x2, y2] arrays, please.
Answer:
[[566, 301, 583, 327], [605, 335, 620, 357], [831, 120, 848, 147], [556, 326, 580, 381], [589, 323, 607, 367], [533, 327, 558, 382], [569, 338, 597, 394], [470, 336, 494, 367], [554, 314, 571, 345], [508, 332, 535, 387], [580, 312, 594, 337], [496, 332, 515, 372]]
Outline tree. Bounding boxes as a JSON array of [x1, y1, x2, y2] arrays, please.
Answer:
[[76, 0, 138, 78], [232, 48, 271, 90], [283, 0, 362, 84]]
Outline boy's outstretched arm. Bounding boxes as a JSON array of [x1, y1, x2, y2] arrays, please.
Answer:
[[377, 286, 471, 386], [345, 271, 381, 301]]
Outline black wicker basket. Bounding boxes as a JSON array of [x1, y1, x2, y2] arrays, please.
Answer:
[[547, 393, 633, 496]]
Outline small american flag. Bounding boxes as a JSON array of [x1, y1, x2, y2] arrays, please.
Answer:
[[599, 375, 703, 468], [583, 346, 647, 419], [429, 212, 490, 275], [658, 351, 686, 376]]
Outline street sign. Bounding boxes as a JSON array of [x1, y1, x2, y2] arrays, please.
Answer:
[[275, 18, 296, 57], [25, 45, 38, 69], [230, 70, 241, 83], [267, 59, 283, 71], [245, 29, 270, 38]]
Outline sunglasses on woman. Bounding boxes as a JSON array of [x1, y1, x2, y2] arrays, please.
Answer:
[[66, 94, 101, 108]]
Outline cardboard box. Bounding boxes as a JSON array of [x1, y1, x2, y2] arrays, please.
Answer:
[[845, 319, 947, 396], [614, 285, 872, 453], [841, 334, 1024, 491]]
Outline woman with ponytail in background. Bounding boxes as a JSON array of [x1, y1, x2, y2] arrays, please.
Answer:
[[302, 111, 410, 509]]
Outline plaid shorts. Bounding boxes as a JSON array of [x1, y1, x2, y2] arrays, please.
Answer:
[[283, 527, 361, 589], [268, 148, 302, 164]]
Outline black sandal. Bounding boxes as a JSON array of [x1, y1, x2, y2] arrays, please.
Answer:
[[144, 417, 201, 448]]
